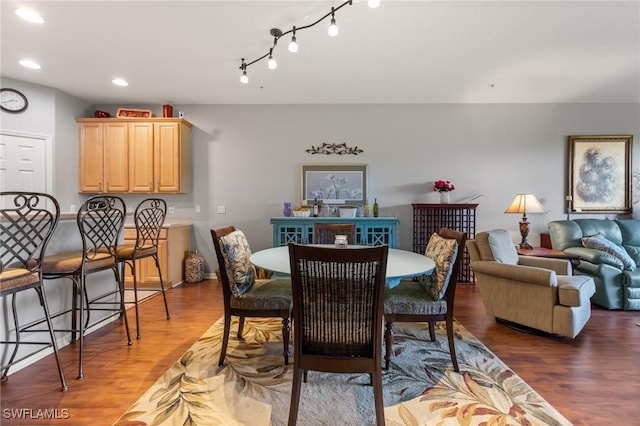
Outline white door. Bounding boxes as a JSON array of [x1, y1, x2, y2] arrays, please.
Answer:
[[0, 131, 51, 193]]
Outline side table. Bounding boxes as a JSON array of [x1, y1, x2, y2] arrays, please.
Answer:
[[517, 247, 581, 269]]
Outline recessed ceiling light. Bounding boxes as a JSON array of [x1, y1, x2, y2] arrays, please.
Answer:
[[19, 59, 41, 69], [112, 78, 129, 87], [15, 7, 44, 24]]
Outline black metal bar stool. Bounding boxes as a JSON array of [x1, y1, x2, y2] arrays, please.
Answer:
[[115, 198, 170, 339], [1, 192, 67, 391], [42, 195, 131, 379]]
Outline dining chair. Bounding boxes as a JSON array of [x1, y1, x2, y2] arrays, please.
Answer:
[[313, 222, 356, 245], [42, 195, 131, 379], [383, 228, 466, 372], [211, 226, 292, 367], [287, 243, 388, 426], [1, 192, 67, 391], [114, 198, 169, 339]]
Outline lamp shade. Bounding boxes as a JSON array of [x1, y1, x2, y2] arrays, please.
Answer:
[[505, 193, 546, 214]]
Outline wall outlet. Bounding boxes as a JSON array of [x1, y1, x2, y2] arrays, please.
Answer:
[[217, 205, 226, 214], [69, 204, 76, 213], [195, 205, 201, 213], [168, 206, 175, 214]]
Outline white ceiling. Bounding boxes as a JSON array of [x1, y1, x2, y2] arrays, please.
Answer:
[[1, 0, 639, 105]]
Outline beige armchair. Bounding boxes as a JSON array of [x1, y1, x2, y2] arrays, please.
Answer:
[[467, 230, 595, 338]]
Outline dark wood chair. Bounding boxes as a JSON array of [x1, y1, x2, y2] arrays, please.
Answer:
[[211, 226, 292, 366], [287, 243, 388, 426], [383, 228, 466, 372], [1, 192, 67, 391], [115, 198, 169, 339], [42, 195, 131, 379], [313, 222, 356, 244]]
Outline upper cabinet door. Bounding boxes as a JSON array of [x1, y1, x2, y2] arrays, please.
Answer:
[[103, 122, 129, 192], [129, 122, 154, 193], [154, 122, 186, 193], [78, 122, 105, 192]]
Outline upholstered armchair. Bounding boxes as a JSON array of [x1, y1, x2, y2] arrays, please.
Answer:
[[467, 230, 595, 338]]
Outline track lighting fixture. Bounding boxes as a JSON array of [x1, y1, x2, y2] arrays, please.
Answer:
[[239, 0, 377, 84]]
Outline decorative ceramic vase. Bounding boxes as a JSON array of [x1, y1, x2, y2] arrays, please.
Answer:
[[440, 191, 451, 204], [162, 104, 173, 118], [283, 202, 292, 217], [185, 250, 205, 283]]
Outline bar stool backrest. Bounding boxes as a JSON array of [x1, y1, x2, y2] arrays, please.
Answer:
[[1, 192, 60, 275], [133, 198, 166, 250], [77, 195, 125, 259]]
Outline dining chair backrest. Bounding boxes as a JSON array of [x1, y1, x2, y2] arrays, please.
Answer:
[[313, 222, 357, 245], [211, 225, 238, 304], [132, 198, 166, 250], [435, 227, 467, 303], [1, 192, 60, 280], [77, 195, 126, 260], [289, 243, 388, 358], [287, 243, 388, 425]]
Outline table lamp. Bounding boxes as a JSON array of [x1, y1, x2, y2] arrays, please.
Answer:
[[504, 193, 546, 249]]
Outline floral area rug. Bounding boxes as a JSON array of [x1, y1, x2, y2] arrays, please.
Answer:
[[114, 317, 571, 426]]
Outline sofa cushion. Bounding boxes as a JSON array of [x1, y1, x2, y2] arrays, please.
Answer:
[[220, 230, 256, 297], [487, 230, 519, 265], [419, 232, 458, 300], [582, 233, 636, 271]]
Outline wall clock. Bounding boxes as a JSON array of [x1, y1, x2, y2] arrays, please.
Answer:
[[1, 88, 29, 113]]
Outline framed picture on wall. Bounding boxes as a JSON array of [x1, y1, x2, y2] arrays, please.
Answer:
[[301, 163, 367, 206], [568, 135, 633, 213]]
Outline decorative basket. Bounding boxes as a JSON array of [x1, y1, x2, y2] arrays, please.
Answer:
[[185, 250, 205, 283]]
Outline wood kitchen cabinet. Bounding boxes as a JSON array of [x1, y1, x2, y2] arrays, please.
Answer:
[[77, 118, 192, 194], [78, 121, 129, 192], [123, 223, 191, 288]]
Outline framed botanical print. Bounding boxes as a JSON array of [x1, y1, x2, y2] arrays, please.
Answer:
[[568, 135, 633, 213], [301, 163, 367, 206]]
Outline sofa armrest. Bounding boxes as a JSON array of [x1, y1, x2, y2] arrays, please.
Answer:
[[564, 246, 624, 269], [470, 261, 556, 287], [622, 270, 640, 287], [518, 256, 571, 275]]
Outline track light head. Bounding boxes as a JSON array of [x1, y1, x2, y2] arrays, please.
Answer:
[[288, 27, 298, 53], [267, 48, 277, 69], [328, 8, 338, 36]]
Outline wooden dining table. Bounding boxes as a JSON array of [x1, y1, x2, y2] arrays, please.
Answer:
[[250, 244, 435, 287]]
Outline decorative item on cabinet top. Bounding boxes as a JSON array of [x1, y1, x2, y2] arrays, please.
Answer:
[[117, 108, 152, 118]]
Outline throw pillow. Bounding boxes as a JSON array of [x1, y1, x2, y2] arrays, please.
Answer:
[[582, 233, 636, 271], [220, 230, 256, 296], [487, 229, 519, 265], [419, 232, 458, 300]]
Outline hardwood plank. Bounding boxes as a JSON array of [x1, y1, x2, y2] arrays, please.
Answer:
[[1, 281, 638, 425]]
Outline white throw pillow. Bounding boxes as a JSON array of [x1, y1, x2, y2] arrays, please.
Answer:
[[487, 230, 519, 265]]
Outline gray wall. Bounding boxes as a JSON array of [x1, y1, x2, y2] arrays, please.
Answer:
[[1, 76, 639, 371]]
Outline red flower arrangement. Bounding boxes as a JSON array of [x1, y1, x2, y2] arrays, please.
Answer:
[[433, 179, 455, 193]]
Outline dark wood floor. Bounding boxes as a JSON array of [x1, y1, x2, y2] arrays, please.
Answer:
[[1, 281, 638, 425]]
